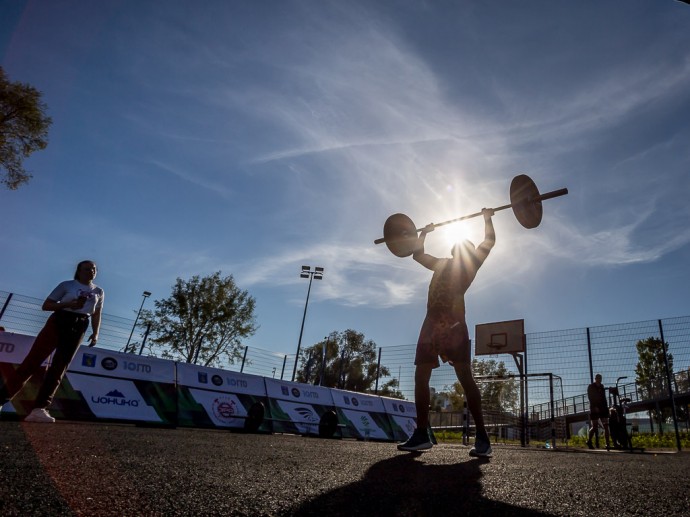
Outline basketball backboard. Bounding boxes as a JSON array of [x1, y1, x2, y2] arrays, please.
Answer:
[[475, 319, 525, 356]]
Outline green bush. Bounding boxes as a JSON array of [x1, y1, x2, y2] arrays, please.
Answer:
[[569, 432, 689, 450], [436, 430, 690, 449]]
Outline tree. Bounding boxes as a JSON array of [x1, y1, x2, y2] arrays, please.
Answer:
[[142, 272, 257, 367], [445, 359, 519, 414], [0, 67, 52, 189], [635, 337, 674, 433], [295, 329, 399, 395]]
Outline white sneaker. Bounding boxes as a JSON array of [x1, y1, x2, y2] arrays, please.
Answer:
[[24, 408, 56, 423]]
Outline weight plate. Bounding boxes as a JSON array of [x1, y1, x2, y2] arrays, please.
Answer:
[[510, 174, 543, 229], [382, 213, 418, 257]]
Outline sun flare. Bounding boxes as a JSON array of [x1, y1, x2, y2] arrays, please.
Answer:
[[442, 223, 471, 249]]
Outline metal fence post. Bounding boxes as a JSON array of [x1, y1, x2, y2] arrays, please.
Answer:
[[586, 327, 594, 383], [658, 319, 682, 451], [0, 292, 13, 323], [138, 322, 152, 355], [586, 327, 598, 446], [524, 337, 530, 445], [319, 337, 328, 386], [240, 345, 249, 373], [374, 347, 382, 394], [549, 373, 556, 449]]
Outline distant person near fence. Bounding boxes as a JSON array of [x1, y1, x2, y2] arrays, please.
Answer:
[[587, 373, 611, 450], [0, 260, 103, 423]]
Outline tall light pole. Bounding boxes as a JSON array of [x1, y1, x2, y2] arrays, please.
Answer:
[[126, 291, 151, 353], [292, 265, 323, 381]]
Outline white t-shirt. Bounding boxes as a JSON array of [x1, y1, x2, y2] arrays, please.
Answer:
[[47, 280, 105, 316]]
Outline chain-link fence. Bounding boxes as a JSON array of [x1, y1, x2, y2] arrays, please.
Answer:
[[0, 291, 137, 353]]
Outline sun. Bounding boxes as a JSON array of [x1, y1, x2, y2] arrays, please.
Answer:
[[442, 223, 471, 249]]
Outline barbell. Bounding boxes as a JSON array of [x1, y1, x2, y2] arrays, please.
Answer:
[[374, 174, 568, 257]]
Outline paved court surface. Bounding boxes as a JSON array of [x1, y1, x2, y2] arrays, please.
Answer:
[[0, 421, 688, 516]]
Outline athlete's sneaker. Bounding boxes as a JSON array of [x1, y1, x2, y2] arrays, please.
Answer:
[[469, 438, 493, 457], [24, 408, 56, 423], [586, 440, 594, 450], [397, 429, 433, 451]]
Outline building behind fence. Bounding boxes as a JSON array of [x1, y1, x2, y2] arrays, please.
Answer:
[[2, 290, 689, 444]]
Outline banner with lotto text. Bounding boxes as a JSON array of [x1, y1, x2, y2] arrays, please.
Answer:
[[330, 388, 394, 441], [0, 331, 37, 364], [264, 378, 337, 436], [63, 348, 177, 424], [2, 331, 403, 442], [0, 331, 177, 424], [176, 362, 270, 431], [380, 396, 418, 441]]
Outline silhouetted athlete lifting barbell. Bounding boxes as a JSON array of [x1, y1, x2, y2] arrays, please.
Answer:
[[379, 175, 568, 455]]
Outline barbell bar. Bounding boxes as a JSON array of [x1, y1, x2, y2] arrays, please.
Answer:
[[374, 174, 568, 257]]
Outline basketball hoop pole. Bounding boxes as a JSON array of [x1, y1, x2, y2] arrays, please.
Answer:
[[511, 352, 526, 447], [475, 319, 528, 446]]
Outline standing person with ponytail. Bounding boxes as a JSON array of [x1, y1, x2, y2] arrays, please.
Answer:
[[0, 260, 104, 422]]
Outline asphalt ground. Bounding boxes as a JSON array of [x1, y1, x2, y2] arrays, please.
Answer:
[[0, 421, 688, 517]]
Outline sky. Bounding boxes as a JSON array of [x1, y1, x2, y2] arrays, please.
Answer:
[[1, 0, 689, 361]]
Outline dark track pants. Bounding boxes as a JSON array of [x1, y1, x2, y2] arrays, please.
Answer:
[[0, 311, 88, 409]]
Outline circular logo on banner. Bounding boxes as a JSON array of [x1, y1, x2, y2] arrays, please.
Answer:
[[211, 375, 223, 386], [291, 388, 301, 398], [212, 397, 237, 423], [101, 357, 118, 371], [352, 397, 359, 407]]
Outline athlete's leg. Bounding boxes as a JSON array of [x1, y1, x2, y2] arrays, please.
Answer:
[[414, 364, 434, 429], [453, 361, 488, 441], [1, 315, 59, 400]]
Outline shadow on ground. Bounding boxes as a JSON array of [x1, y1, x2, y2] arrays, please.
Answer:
[[291, 452, 552, 516], [0, 423, 72, 516]]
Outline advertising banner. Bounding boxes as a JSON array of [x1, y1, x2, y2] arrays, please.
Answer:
[[380, 396, 418, 441], [70, 347, 175, 383], [1, 339, 177, 423], [263, 378, 337, 436], [176, 363, 269, 431], [0, 331, 38, 364], [59, 347, 178, 425], [330, 389, 394, 441], [65, 373, 164, 422]]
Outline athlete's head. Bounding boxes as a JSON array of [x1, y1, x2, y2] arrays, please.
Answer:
[[451, 240, 475, 258], [74, 260, 98, 281]]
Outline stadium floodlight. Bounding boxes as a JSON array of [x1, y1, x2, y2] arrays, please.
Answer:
[[125, 291, 151, 353], [292, 265, 324, 381]]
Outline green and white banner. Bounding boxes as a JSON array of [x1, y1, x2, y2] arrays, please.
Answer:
[[70, 347, 175, 383], [0, 331, 177, 424], [380, 396, 418, 441], [330, 389, 393, 440], [1, 331, 413, 443], [65, 373, 164, 422], [264, 378, 336, 436], [62, 348, 177, 424], [176, 363, 269, 431]]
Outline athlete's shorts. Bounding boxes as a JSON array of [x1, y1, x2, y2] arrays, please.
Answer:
[[415, 313, 470, 368]]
